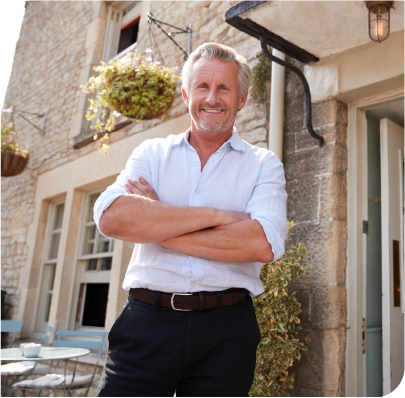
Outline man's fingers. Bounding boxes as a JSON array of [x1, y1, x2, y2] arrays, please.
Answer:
[[125, 181, 144, 196], [127, 178, 158, 200]]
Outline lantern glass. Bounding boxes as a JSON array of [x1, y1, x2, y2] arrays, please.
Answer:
[[369, 4, 390, 42]]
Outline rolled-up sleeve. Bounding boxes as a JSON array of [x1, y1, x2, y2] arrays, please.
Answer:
[[246, 154, 288, 262], [93, 140, 152, 238]]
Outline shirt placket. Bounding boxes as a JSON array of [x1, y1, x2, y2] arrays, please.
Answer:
[[185, 142, 231, 291]]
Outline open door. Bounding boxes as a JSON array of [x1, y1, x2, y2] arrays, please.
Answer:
[[380, 118, 404, 395]]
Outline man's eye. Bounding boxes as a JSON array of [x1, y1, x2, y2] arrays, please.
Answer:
[[221, 87, 229, 91]]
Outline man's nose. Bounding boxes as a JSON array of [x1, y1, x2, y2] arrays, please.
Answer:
[[205, 87, 219, 105]]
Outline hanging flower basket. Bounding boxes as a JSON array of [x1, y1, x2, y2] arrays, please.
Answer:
[[1, 152, 29, 177], [81, 52, 181, 143], [1, 109, 29, 177]]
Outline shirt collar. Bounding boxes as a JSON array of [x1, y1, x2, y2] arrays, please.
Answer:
[[172, 127, 246, 152]]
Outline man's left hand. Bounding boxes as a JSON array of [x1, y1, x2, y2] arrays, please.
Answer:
[[125, 177, 159, 201]]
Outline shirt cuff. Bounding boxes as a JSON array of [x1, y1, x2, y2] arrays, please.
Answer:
[[93, 190, 126, 239], [251, 215, 286, 262]]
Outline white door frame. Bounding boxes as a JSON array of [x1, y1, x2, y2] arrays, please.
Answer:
[[346, 87, 404, 397]]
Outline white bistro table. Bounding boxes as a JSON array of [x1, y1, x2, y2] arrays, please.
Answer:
[[1, 346, 90, 396]]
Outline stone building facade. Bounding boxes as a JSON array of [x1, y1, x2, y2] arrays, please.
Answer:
[[2, 1, 404, 397]]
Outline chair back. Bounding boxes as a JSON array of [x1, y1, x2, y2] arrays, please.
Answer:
[[52, 330, 108, 360], [1, 320, 24, 348], [41, 326, 55, 345]]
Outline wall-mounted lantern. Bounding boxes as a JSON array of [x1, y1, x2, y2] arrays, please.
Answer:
[[366, 1, 393, 43]]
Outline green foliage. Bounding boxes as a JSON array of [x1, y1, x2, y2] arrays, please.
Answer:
[[1, 116, 28, 157], [251, 48, 272, 104], [250, 221, 311, 397], [81, 54, 181, 153]]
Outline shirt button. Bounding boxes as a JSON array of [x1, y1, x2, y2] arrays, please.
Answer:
[[195, 189, 199, 193], [192, 256, 197, 260], [227, 148, 230, 151], [191, 283, 195, 287], [193, 159, 198, 163]]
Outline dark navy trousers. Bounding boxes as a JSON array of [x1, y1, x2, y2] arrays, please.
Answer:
[[96, 294, 261, 397]]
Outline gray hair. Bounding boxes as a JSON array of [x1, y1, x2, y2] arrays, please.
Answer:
[[182, 43, 252, 98]]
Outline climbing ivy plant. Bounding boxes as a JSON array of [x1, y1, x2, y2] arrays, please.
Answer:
[[251, 48, 272, 104], [250, 221, 311, 397]]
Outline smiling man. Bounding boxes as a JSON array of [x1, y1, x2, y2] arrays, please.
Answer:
[[95, 43, 288, 397]]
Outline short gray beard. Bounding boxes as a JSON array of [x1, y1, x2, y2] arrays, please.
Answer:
[[192, 107, 238, 135]]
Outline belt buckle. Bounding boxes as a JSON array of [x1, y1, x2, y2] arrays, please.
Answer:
[[171, 293, 193, 311]]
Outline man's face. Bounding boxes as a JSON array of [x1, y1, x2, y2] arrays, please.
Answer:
[[183, 58, 248, 135]]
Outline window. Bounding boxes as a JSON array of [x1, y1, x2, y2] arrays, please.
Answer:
[[103, 2, 143, 62], [35, 201, 65, 332], [74, 190, 114, 329]]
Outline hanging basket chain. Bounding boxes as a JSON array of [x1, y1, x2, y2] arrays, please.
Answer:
[[150, 26, 165, 66], [147, 13, 190, 60]]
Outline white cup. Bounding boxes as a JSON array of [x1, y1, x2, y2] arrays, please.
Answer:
[[24, 344, 42, 358], [20, 343, 35, 355]]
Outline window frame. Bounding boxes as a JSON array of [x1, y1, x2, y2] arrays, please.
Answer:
[[70, 184, 115, 331], [103, 2, 141, 63], [34, 198, 66, 332]]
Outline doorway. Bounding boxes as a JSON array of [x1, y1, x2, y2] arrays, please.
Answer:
[[365, 99, 404, 396]]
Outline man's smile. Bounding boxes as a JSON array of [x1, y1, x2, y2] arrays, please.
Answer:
[[201, 109, 224, 114]]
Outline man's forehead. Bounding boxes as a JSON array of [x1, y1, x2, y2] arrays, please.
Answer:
[[192, 58, 239, 80]]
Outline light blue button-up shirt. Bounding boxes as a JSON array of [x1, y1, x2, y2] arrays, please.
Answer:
[[94, 127, 288, 296]]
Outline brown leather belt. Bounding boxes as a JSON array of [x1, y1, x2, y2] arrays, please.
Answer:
[[129, 288, 249, 311]]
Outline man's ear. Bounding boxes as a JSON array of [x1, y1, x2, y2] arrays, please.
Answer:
[[238, 90, 249, 111], [182, 86, 189, 107]]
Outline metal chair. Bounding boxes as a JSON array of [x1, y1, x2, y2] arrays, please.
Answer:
[[12, 330, 108, 397], [1, 326, 55, 397], [1, 320, 24, 348]]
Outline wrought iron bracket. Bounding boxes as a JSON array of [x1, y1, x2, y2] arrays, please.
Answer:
[[146, 13, 192, 60], [11, 107, 47, 136], [259, 34, 325, 147]]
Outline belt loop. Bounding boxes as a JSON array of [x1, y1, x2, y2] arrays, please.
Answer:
[[198, 293, 205, 311], [155, 292, 161, 312], [217, 292, 222, 308]]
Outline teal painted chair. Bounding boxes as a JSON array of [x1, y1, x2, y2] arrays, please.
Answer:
[[1, 320, 24, 348], [12, 330, 108, 397]]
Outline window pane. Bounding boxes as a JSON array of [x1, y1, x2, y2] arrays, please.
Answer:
[[84, 225, 96, 255], [88, 259, 98, 271], [48, 264, 56, 291], [48, 233, 61, 261], [101, 257, 112, 271], [98, 239, 110, 253], [53, 203, 65, 230], [87, 194, 100, 222], [81, 283, 109, 327], [44, 293, 52, 322]]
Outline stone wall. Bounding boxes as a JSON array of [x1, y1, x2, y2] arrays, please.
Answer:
[[283, 58, 348, 397]]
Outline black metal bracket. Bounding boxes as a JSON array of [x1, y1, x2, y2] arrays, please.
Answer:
[[146, 13, 191, 61], [260, 34, 324, 147], [5, 107, 47, 136]]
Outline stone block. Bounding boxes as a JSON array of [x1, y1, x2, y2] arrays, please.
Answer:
[[290, 328, 346, 394], [309, 99, 338, 129], [283, 132, 295, 157], [318, 173, 347, 221], [309, 285, 346, 329], [286, 176, 320, 223], [284, 144, 347, 181], [284, 99, 305, 133], [245, 117, 267, 131], [288, 219, 347, 286], [240, 127, 267, 144]]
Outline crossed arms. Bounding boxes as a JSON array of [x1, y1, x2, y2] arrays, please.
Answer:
[[99, 180, 274, 263]]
